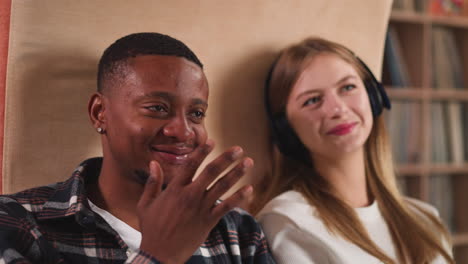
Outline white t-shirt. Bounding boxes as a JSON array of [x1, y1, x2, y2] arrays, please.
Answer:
[[257, 191, 450, 264], [88, 199, 142, 255]]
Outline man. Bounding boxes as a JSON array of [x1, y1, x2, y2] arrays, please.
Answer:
[[0, 33, 275, 263]]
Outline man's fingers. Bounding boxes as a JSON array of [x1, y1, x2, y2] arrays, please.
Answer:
[[204, 158, 253, 205], [194, 146, 245, 190], [210, 185, 253, 219], [138, 161, 164, 208], [174, 140, 215, 185]]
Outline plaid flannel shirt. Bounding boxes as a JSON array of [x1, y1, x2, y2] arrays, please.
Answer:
[[0, 158, 275, 264]]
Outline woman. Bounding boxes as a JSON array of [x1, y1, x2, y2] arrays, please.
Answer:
[[256, 37, 453, 264]]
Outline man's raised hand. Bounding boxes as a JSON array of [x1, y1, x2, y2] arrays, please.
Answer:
[[137, 141, 254, 264]]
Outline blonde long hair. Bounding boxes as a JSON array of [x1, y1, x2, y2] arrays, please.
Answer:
[[255, 37, 453, 264]]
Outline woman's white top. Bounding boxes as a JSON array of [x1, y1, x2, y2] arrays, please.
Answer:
[[88, 199, 142, 254], [257, 190, 450, 264]]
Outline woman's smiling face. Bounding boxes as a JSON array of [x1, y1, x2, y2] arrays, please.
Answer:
[[285, 53, 373, 161]]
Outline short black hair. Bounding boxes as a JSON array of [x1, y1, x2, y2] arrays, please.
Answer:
[[97, 32, 203, 93]]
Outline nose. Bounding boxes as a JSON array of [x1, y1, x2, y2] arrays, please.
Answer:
[[162, 114, 195, 142], [322, 93, 347, 119]]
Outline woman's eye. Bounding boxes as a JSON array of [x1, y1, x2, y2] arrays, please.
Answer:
[[303, 96, 321, 107], [342, 84, 356, 92]]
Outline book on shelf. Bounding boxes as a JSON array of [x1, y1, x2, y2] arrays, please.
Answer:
[[392, 0, 426, 13], [427, 102, 454, 232], [386, 101, 404, 163], [406, 103, 421, 163], [430, 103, 453, 232], [431, 26, 466, 163], [430, 174, 454, 232], [446, 103, 464, 163], [429, 0, 468, 16], [393, 0, 415, 12], [385, 101, 420, 164], [383, 26, 420, 164], [431, 102, 450, 163], [432, 28, 454, 90], [431, 27, 464, 90], [383, 25, 467, 164], [464, 103, 468, 162], [443, 28, 465, 89], [428, 25, 467, 234], [414, 0, 426, 12], [383, 26, 412, 87]]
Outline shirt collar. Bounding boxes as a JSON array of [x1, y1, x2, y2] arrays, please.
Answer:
[[36, 157, 102, 223]]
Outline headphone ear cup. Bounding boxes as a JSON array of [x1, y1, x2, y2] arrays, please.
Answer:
[[376, 81, 391, 111], [271, 113, 310, 164], [365, 79, 383, 117], [364, 79, 391, 117], [352, 54, 391, 117]]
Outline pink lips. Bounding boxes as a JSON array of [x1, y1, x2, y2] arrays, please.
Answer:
[[327, 122, 357, 136], [151, 145, 194, 164]]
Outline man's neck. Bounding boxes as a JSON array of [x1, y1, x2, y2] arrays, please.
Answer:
[[87, 160, 144, 231]]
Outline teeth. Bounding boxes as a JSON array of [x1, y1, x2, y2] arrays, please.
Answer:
[[152, 149, 186, 155]]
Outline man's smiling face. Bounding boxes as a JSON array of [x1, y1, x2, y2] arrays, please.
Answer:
[[101, 55, 209, 184]]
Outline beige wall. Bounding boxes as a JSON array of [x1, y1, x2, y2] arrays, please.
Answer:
[[3, 0, 392, 196]]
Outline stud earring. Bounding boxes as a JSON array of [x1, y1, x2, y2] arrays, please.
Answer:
[[97, 127, 104, 134]]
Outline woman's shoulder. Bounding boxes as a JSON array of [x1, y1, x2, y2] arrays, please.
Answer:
[[256, 191, 343, 262], [403, 197, 452, 261], [262, 190, 309, 205], [257, 190, 323, 230], [403, 197, 440, 218], [257, 190, 314, 217]]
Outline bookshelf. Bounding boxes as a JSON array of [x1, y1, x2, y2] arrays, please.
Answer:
[[383, 1, 468, 262]]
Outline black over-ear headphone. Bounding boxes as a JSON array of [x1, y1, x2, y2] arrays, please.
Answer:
[[264, 50, 391, 164]]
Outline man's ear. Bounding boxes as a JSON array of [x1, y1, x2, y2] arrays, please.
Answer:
[[88, 93, 106, 133]]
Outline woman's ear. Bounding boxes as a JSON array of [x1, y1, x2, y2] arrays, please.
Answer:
[[88, 93, 106, 134]]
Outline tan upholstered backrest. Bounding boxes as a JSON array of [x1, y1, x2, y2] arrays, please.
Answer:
[[2, 1, 392, 196]]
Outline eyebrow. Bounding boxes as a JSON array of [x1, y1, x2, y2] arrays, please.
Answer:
[[295, 74, 358, 102], [142, 91, 174, 101], [141, 91, 208, 107], [191, 98, 208, 107]]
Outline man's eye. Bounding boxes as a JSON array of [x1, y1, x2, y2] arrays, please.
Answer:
[[191, 110, 206, 119], [147, 105, 167, 112], [303, 96, 321, 107]]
